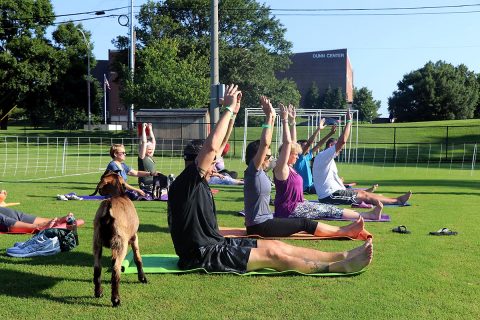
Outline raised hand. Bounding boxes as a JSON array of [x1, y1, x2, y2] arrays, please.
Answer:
[[260, 96, 271, 114], [319, 118, 326, 130], [279, 103, 288, 121], [220, 84, 241, 112], [287, 104, 296, 120]]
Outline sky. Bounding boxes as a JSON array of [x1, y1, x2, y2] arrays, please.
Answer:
[[50, 0, 480, 117]]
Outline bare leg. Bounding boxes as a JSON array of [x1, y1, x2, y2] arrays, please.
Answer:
[[314, 216, 367, 239], [247, 239, 373, 273], [341, 204, 382, 221], [365, 184, 379, 193]]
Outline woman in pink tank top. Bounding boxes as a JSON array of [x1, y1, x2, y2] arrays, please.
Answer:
[[273, 104, 384, 221]]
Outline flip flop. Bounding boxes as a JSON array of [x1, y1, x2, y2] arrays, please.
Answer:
[[392, 225, 411, 234], [429, 228, 458, 236]]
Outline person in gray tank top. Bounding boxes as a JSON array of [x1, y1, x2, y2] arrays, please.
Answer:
[[243, 97, 370, 239]]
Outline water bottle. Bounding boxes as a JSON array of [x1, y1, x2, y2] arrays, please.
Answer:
[[66, 215, 79, 246]]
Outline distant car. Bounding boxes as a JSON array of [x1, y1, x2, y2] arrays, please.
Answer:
[[324, 118, 339, 126]]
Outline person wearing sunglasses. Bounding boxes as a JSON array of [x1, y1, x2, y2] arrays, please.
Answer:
[[243, 97, 371, 238], [106, 144, 157, 199]]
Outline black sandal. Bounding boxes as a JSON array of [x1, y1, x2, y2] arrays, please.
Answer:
[[429, 228, 458, 236], [392, 225, 411, 234]]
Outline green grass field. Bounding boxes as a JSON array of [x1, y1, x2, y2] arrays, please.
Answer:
[[0, 162, 479, 319]]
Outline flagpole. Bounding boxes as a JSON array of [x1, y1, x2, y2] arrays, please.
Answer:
[[103, 74, 107, 125]]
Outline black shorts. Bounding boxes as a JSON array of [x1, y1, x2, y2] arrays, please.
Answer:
[[246, 218, 318, 237], [178, 238, 258, 273], [319, 189, 358, 205]]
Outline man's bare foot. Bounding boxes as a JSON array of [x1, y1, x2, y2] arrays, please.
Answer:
[[340, 216, 365, 238], [360, 202, 383, 220], [397, 191, 412, 205], [346, 237, 373, 259], [331, 238, 373, 273]]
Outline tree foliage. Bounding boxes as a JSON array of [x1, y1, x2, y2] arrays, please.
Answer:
[[121, 38, 209, 108], [321, 86, 347, 109], [353, 87, 380, 122], [116, 0, 300, 122], [0, 0, 56, 128], [388, 61, 479, 122], [304, 82, 320, 109], [0, 1, 101, 129]]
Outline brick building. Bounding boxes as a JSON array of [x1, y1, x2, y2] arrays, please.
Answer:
[[277, 48, 353, 106]]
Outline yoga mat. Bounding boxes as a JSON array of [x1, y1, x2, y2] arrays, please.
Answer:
[[384, 202, 411, 207], [319, 215, 390, 222], [1, 219, 85, 234], [219, 227, 357, 240], [121, 251, 365, 277], [351, 201, 412, 208], [64, 192, 107, 200]]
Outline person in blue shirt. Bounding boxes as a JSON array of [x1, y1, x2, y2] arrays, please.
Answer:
[[294, 120, 337, 194]]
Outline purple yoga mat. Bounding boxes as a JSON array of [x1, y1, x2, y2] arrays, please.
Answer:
[[320, 214, 391, 222]]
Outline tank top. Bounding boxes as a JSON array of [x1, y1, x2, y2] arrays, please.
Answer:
[[273, 167, 304, 218]]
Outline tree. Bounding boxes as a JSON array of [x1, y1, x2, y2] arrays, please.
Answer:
[[321, 86, 347, 109], [388, 61, 479, 122], [0, 0, 56, 129], [114, 0, 300, 121], [353, 87, 380, 122], [304, 82, 320, 109], [50, 22, 102, 129], [121, 38, 209, 109]]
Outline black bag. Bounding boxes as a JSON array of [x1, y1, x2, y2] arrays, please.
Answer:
[[43, 228, 78, 252]]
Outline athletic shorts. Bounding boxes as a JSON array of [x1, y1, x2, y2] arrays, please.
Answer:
[[0, 207, 36, 231], [178, 238, 258, 273], [246, 218, 318, 237], [319, 189, 358, 205]]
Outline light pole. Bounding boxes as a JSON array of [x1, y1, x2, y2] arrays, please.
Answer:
[[78, 29, 91, 131]]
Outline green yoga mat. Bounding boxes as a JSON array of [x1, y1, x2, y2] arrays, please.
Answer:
[[121, 251, 366, 277]]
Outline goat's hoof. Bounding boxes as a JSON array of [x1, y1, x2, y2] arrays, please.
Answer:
[[139, 276, 148, 284], [94, 288, 103, 298], [112, 298, 121, 307]]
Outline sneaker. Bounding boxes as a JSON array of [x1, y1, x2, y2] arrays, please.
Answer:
[[13, 233, 45, 249], [57, 194, 68, 201], [65, 194, 83, 200], [7, 236, 61, 258]]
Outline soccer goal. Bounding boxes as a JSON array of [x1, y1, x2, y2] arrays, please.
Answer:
[[242, 108, 359, 163]]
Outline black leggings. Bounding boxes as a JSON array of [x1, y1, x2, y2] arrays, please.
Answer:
[[246, 218, 318, 237]]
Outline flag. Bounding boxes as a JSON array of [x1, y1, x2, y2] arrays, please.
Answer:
[[104, 74, 110, 90]]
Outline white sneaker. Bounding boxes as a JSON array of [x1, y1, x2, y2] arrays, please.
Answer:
[[57, 194, 68, 201], [7, 235, 61, 257], [65, 194, 83, 200]]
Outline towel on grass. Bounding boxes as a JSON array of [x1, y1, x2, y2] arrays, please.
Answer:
[[121, 252, 365, 277]]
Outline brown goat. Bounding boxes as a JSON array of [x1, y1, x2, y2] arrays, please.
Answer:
[[92, 170, 147, 307]]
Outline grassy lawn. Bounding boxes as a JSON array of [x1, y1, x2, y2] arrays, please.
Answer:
[[0, 161, 479, 319]]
